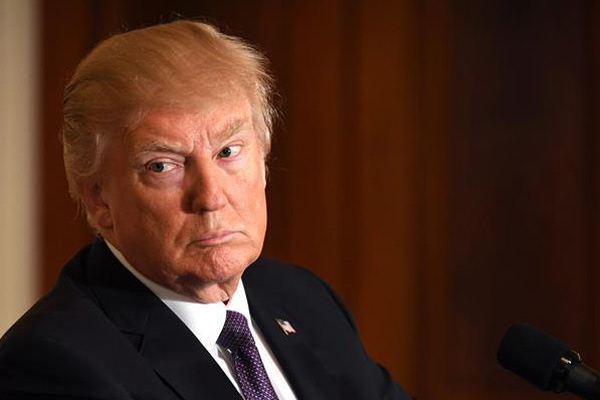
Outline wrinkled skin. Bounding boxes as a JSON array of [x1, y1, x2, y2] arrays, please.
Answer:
[[83, 92, 267, 303]]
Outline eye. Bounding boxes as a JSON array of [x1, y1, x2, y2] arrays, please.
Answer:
[[147, 161, 178, 173], [218, 145, 242, 158]]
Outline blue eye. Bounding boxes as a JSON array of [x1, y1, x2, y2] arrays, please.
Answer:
[[218, 145, 241, 158], [148, 161, 176, 173], [149, 162, 165, 172]]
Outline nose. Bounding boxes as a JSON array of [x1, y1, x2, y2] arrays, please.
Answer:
[[187, 163, 228, 213]]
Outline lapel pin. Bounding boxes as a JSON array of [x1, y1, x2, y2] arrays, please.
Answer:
[[275, 318, 296, 336]]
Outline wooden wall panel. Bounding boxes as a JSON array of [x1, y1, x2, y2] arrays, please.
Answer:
[[592, 0, 600, 371], [39, 1, 600, 400], [254, 0, 294, 266], [284, 0, 346, 292], [443, 1, 593, 399], [40, 0, 121, 291], [419, 0, 452, 398], [353, 1, 421, 390]]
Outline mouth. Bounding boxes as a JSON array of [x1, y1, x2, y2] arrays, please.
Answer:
[[191, 230, 238, 246]]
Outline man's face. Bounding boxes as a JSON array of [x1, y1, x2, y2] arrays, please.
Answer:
[[91, 92, 267, 302]]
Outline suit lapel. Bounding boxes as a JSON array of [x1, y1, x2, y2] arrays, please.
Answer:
[[84, 240, 242, 400], [140, 306, 241, 400], [245, 277, 340, 400], [83, 240, 340, 400]]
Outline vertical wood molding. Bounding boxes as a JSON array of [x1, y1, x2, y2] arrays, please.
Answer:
[[0, 0, 39, 334], [419, 0, 451, 398], [256, 0, 293, 264], [354, 0, 421, 389], [589, 0, 600, 369], [285, 0, 345, 288]]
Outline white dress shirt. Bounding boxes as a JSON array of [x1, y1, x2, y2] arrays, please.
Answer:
[[105, 241, 298, 400]]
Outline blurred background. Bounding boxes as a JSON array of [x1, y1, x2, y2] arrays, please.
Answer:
[[1, 0, 599, 399]]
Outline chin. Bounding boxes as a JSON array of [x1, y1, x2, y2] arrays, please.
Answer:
[[186, 244, 257, 284]]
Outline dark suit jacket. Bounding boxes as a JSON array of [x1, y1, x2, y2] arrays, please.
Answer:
[[0, 239, 411, 400]]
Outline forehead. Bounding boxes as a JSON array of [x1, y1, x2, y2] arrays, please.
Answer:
[[126, 93, 254, 150]]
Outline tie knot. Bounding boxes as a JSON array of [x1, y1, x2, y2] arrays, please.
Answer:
[[217, 310, 255, 352]]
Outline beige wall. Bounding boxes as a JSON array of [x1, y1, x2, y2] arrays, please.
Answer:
[[0, 0, 38, 335]]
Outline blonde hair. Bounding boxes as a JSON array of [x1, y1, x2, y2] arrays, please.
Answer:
[[62, 20, 276, 207]]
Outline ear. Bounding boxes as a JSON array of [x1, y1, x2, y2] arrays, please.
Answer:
[[80, 180, 114, 232]]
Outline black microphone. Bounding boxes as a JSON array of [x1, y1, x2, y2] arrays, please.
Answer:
[[497, 323, 600, 399]]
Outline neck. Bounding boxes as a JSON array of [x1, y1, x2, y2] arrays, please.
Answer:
[[172, 277, 240, 303]]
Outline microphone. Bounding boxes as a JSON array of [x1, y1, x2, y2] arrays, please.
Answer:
[[497, 323, 600, 399]]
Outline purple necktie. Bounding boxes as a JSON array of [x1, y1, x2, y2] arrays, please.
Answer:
[[217, 310, 279, 400]]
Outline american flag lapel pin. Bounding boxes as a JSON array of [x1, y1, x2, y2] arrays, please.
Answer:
[[275, 318, 296, 336]]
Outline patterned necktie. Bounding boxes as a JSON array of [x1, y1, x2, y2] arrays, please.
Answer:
[[217, 310, 279, 400]]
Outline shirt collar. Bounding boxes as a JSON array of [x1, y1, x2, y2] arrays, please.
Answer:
[[104, 240, 251, 353]]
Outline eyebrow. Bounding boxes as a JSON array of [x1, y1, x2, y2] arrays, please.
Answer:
[[212, 117, 249, 145], [132, 139, 191, 157], [130, 116, 251, 157]]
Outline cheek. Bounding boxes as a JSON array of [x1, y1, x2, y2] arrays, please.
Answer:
[[113, 185, 182, 234], [240, 177, 268, 232]]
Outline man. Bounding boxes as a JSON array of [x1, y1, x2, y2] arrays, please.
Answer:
[[0, 20, 412, 400]]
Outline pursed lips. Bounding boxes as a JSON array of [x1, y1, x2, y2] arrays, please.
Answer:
[[190, 230, 238, 246]]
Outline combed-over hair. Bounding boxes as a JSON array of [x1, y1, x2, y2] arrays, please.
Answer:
[[62, 20, 276, 209]]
